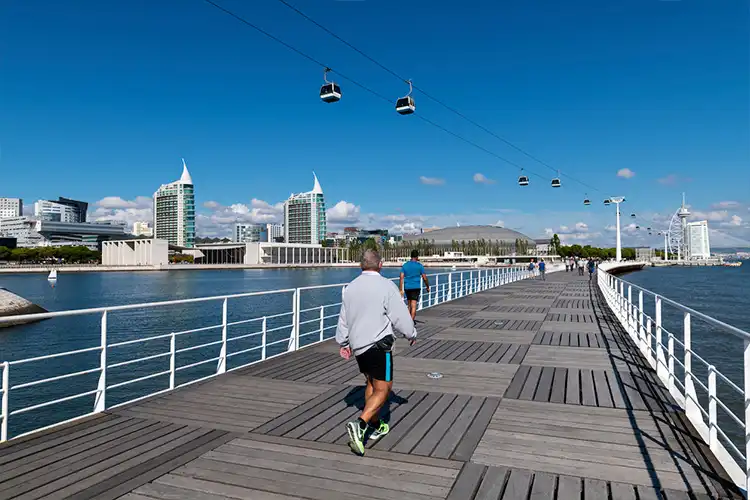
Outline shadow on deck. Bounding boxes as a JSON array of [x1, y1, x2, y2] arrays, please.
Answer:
[[0, 271, 742, 499]]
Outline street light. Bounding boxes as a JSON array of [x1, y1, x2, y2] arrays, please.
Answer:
[[606, 196, 626, 262]]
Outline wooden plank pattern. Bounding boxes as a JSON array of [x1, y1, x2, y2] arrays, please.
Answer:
[[0, 270, 742, 500]]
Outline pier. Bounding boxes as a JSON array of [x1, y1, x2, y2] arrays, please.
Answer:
[[0, 265, 746, 499]]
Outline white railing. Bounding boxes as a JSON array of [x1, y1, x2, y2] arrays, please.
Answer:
[[597, 267, 750, 491], [0, 266, 536, 442]]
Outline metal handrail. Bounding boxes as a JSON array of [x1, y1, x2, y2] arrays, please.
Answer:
[[0, 266, 538, 442], [597, 268, 750, 491]]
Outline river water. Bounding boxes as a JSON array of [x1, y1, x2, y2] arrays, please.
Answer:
[[1, 264, 748, 449]]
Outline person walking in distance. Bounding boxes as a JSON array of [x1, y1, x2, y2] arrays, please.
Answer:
[[400, 250, 430, 321], [538, 258, 546, 280], [587, 258, 596, 281], [337, 250, 417, 456]]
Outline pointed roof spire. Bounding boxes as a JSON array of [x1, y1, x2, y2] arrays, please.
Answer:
[[311, 171, 323, 194], [180, 158, 193, 184]]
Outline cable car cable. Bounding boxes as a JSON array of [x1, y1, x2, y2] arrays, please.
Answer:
[[272, 0, 605, 194]]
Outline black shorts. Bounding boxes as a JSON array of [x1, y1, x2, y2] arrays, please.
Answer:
[[355, 347, 393, 382], [405, 288, 421, 301]]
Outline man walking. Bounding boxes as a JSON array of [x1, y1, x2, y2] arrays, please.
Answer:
[[400, 250, 430, 321], [587, 258, 596, 281], [538, 258, 546, 280], [337, 250, 417, 456]]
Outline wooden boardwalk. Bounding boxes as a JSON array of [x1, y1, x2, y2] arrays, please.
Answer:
[[0, 271, 743, 499]]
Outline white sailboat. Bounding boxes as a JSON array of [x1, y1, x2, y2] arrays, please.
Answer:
[[47, 269, 57, 281]]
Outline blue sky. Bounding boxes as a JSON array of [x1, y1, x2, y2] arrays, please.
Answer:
[[2, 0, 748, 246]]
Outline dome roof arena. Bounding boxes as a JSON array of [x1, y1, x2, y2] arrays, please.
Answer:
[[403, 225, 535, 245]]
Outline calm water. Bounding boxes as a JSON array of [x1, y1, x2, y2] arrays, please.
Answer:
[[0, 267, 461, 437], [1, 264, 748, 448]]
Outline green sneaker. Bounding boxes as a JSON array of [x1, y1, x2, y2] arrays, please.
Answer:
[[369, 421, 390, 442], [346, 421, 365, 456]]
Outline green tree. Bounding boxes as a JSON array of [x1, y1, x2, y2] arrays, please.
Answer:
[[550, 234, 562, 256]]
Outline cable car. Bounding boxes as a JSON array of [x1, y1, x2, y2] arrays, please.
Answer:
[[518, 169, 529, 186], [658, 232, 662, 236], [604, 199, 611, 206], [647, 227, 651, 231], [583, 198, 590, 206], [551, 171, 561, 187], [396, 79, 415, 115], [636, 226, 640, 229], [319, 68, 341, 103], [631, 213, 636, 218], [648, 232, 652, 235]]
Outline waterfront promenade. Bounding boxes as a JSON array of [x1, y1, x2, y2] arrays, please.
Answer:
[[0, 271, 742, 499]]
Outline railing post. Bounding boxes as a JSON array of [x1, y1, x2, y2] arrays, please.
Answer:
[[627, 285, 633, 340], [667, 332, 675, 394], [217, 298, 228, 375], [1, 361, 8, 442], [169, 333, 176, 390], [638, 291, 646, 355], [418, 280, 424, 310], [94, 311, 107, 413], [708, 365, 717, 453], [434, 275, 439, 306], [744, 339, 750, 495], [655, 296, 667, 381], [290, 288, 300, 352], [646, 316, 655, 368], [319, 306, 325, 342], [261, 316, 267, 360], [683, 311, 701, 423], [448, 273, 452, 301]]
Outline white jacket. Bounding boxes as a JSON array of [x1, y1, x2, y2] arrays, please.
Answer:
[[335, 271, 417, 356]]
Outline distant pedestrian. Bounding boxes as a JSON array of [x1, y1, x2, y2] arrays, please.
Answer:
[[578, 259, 584, 276], [565, 261, 569, 272], [400, 250, 430, 321], [538, 259, 546, 280], [528, 260, 536, 275], [336, 250, 417, 456], [587, 259, 596, 281]]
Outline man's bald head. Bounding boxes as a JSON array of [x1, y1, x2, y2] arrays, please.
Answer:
[[361, 249, 382, 272]]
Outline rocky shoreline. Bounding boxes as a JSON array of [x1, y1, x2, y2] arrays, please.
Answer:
[[0, 288, 47, 327]]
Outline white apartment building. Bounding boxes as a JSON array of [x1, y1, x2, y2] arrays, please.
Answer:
[[284, 173, 327, 245], [0, 198, 23, 219], [266, 223, 284, 242], [153, 159, 196, 248], [132, 221, 153, 237], [687, 220, 711, 260]]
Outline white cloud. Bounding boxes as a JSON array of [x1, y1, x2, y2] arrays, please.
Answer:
[[692, 210, 729, 222], [574, 222, 588, 232], [617, 168, 635, 179], [712, 201, 740, 209], [327, 201, 361, 225], [657, 174, 692, 185], [494, 220, 505, 227], [721, 215, 743, 227], [91, 196, 153, 230], [559, 225, 570, 232], [473, 173, 495, 185], [604, 225, 616, 232], [203, 201, 220, 209], [419, 176, 445, 186], [544, 228, 554, 236], [96, 196, 151, 210]]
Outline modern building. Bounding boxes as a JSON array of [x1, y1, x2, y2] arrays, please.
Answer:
[[132, 221, 153, 237], [233, 223, 265, 243], [153, 159, 196, 248], [635, 247, 655, 262], [34, 197, 88, 223], [102, 239, 169, 266], [194, 241, 347, 265], [0, 217, 43, 247], [34, 220, 128, 250], [266, 223, 284, 242], [687, 220, 711, 260], [533, 239, 551, 256], [0, 198, 23, 219], [284, 173, 326, 244]]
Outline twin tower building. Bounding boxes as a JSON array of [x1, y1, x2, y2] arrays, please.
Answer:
[[153, 160, 326, 248]]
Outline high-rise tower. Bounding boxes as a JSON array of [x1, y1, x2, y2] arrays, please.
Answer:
[[153, 159, 195, 248], [284, 173, 327, 244], [677, 192, 691, 261]]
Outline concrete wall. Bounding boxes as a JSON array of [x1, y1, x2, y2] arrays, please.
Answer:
[[102, 239, 169, 266]]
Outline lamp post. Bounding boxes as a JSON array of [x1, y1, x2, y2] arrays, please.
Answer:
[[606, 197, 626, 262]]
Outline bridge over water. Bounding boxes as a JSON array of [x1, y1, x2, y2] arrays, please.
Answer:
[[0, 265, 746, 499]]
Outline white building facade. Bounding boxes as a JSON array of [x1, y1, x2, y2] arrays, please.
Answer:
[[0, 198, 23, 219], [0, 217, 43, 246], [34, 198, 87, 223], [284, 173, 326, 244], [102, 239, 169, 266], [153, 159, 196, 248], [687, 220, 711, 260], [266, 223, 284, 242], [132, 221, 153, 237]]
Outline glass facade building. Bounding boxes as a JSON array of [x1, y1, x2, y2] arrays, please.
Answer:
[[153, 160, 196, 248], [284, 173, 327, 244]]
